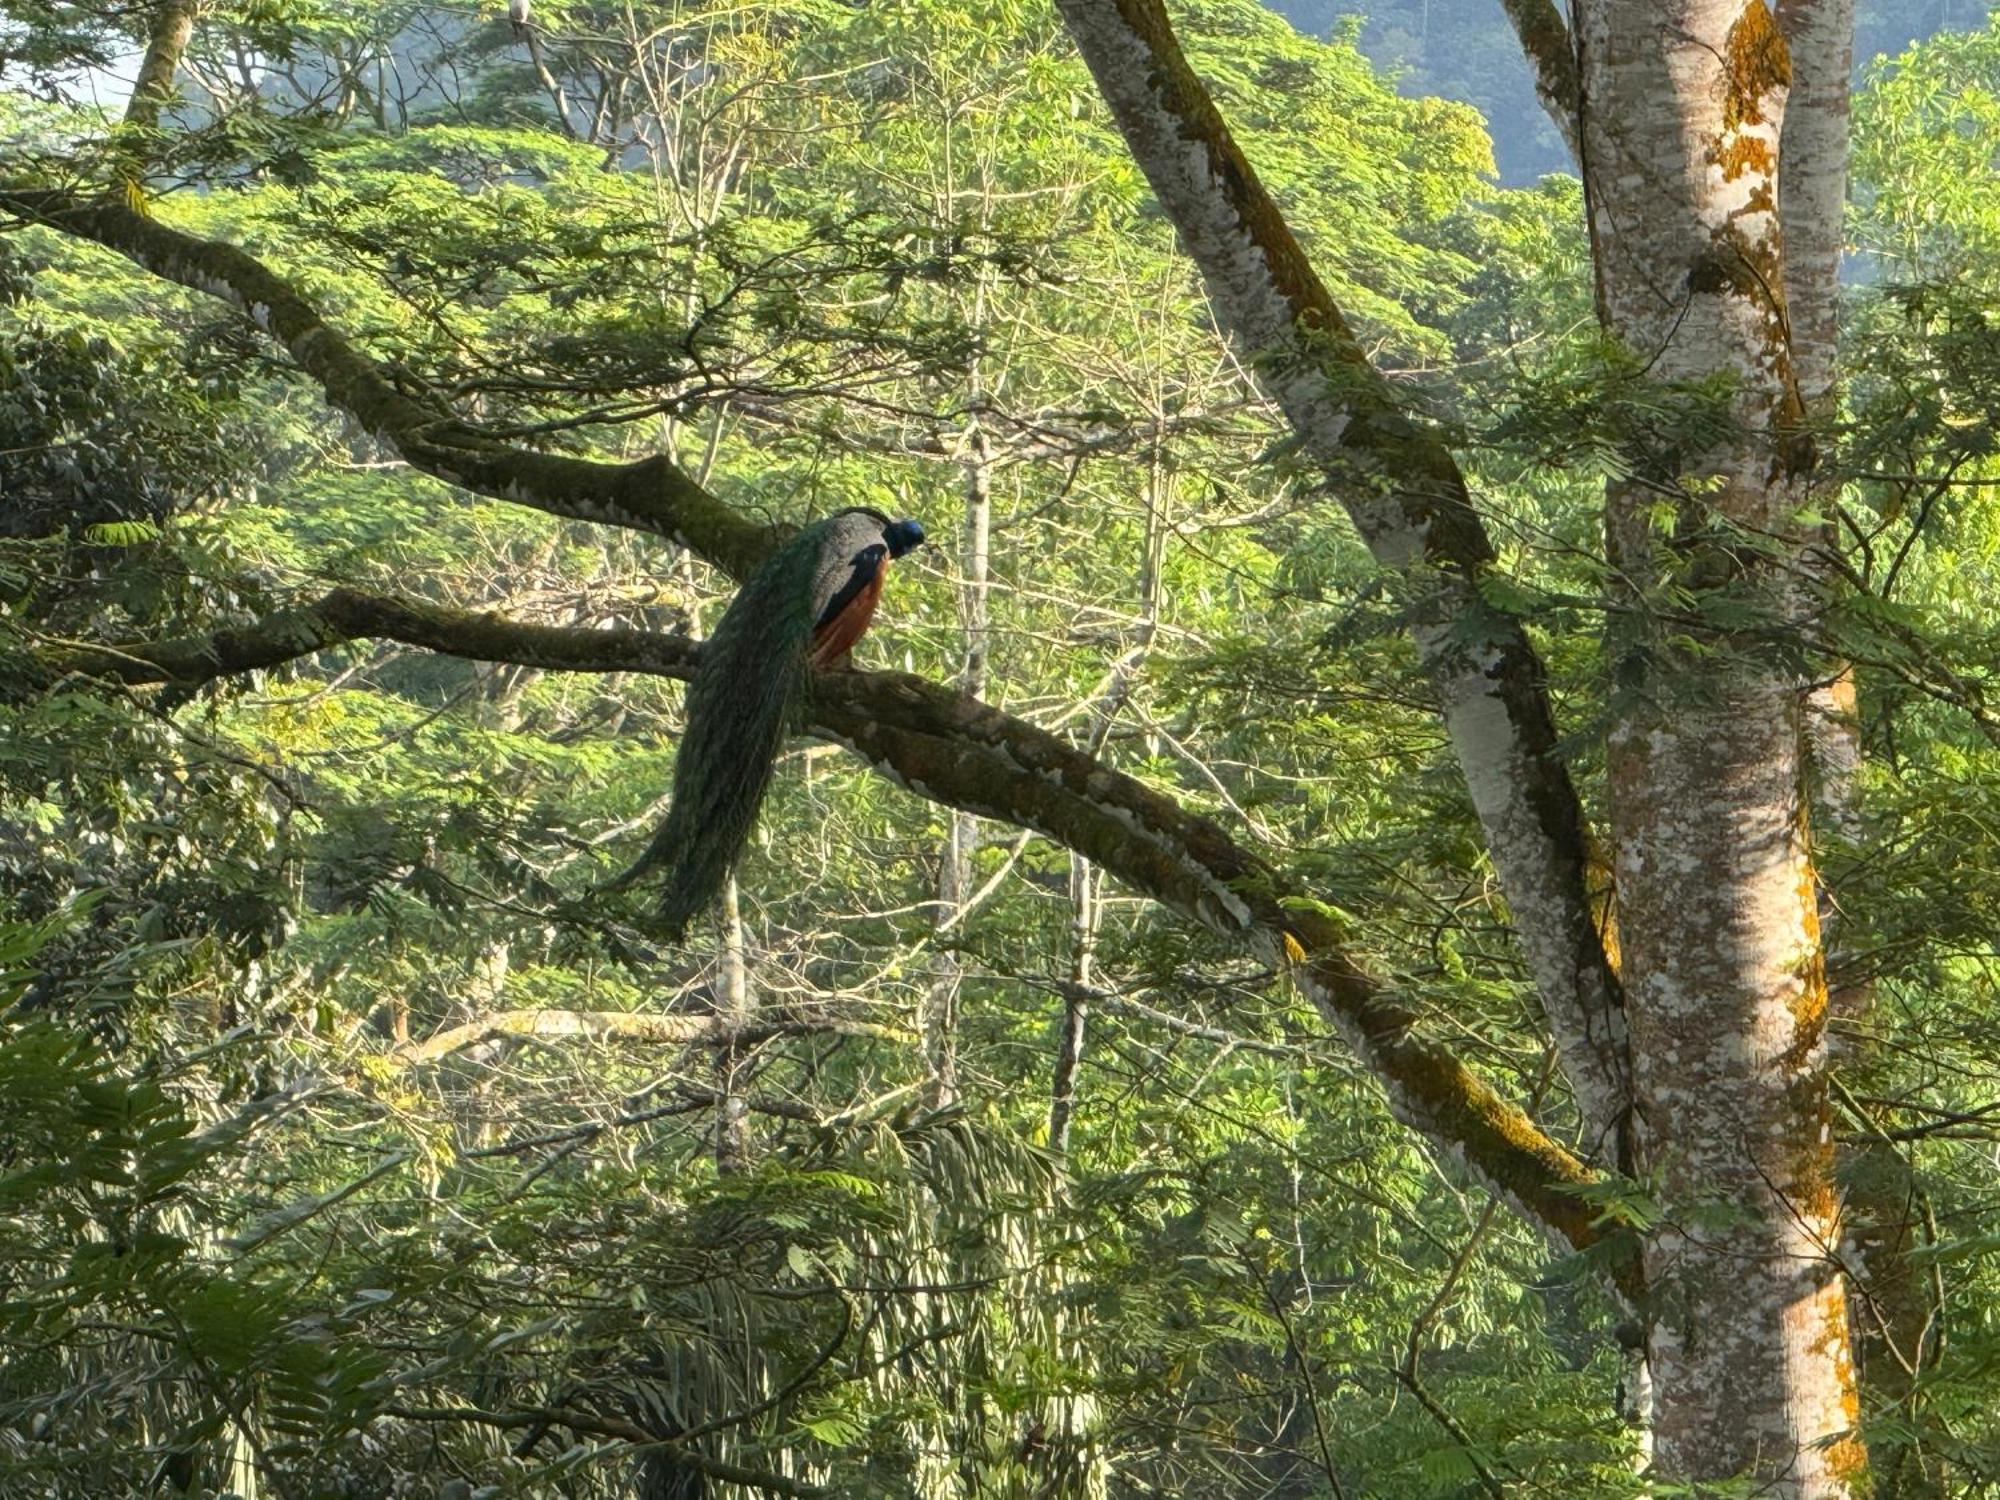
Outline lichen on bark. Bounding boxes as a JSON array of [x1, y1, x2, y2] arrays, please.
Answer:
[[1578, 1, 1863, 1491]]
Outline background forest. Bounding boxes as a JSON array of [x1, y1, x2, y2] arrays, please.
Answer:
[[1320, 0, 1966, 181], [5, 0, 2000, 1496]]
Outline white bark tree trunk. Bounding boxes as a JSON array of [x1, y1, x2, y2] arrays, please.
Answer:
[[926, 417, 992, 1110], [715, 876, 752, 1173], [1048, 857, 1096, 1153], [1577, 2, 1862, 1491], [1776, 0, 1854, 408], [1769, 14, 1935, 1485]]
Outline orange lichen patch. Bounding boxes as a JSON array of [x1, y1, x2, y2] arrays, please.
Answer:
[[1776, 1082, 1840, 1217], [1712, 132, 1775, 183], [1785, 954, 1829, 1048], [1722, 0, 1791, 132], [1824, 1432, 1870, 1491], [1791, 1165, 1841, 1225], [1776, 854, 1831, 1066], [1792, 956, 1824, 1032], [1791, 834, 1829, 1012], [1778, 992, 1828, 1074], [1807, 1284, 1856, 1362], [1744, 183, 1775, 217], [1814, 1298, 1866, 1477]]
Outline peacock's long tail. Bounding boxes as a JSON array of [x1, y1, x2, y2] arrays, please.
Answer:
[[616, 519, 832, 939]]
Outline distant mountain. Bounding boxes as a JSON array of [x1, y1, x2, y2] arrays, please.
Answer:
[[1264, 0, 1978, 183]]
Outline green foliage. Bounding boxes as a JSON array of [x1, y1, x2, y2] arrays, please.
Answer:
[[0, 293, 250, 541], [7, 1, 2000, 1495]]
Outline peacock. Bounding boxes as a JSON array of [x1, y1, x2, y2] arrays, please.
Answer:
[[613, 506, 926, 938]]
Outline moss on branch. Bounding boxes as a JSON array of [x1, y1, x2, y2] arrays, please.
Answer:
[[37, 587, 1623, 1279], [0, 187, 772, 580]]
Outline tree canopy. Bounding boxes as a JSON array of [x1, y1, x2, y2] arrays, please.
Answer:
[[6, 0, 2000, 1495]]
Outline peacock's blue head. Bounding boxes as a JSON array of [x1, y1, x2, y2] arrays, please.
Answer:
[[884, 517, 926, 557]]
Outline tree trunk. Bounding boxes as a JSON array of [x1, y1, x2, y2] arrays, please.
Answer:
[[124, 0, 199, 133], [925, 418, 992, 1110], [1579, 1, 1862, 1490], [1607, 681, 1856, 1491], [1048, 857, 1096, 1153], [1811, 665, 1944, 1498], [714, 877, 751, 1174], [1842, 1131, 1943, 1500], [1051, 0, 1631, 1171], [1768, 6, 1941, 1482]]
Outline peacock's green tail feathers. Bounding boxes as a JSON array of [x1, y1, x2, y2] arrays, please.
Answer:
[[644, 518, 836, 940]]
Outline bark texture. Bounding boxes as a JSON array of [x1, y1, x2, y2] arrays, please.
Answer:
[[714, 878, 753, 1173], [1810, 671, 1946, 1496], [1775, 0, 1855, 408], [1766, 13, 1931, 1478], [1500, 0, 1582, 155], [1576, 1, 1862, 1491], [124, 0, 199, 133]]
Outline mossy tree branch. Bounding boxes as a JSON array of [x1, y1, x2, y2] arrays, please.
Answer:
[[39, 588, 1622, 1276], [1499, 0, 1582, 156], [8, 153, 1631, 1271], [123, 0, 201, 134], [5, 167, 1627, 1155], [0, 187, 773, 581], [1051, 0, 1628, 1159]]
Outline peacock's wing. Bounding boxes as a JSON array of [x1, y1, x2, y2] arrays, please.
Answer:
[[809, 510, 896, 626]]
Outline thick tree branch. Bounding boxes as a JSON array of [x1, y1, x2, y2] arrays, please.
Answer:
[[521, 28, 584, 143], [42, 590, 1619, 1271], [0, 188, 772, 580], [1051, 0, 1629, 1158], [1498, 0, 1581, 159], [8, 167, 1626, 1266]]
